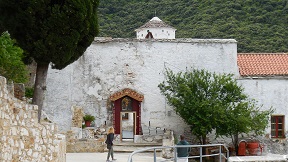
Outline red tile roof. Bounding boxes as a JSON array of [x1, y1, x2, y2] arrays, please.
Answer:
[[238, 53, 288, 76]]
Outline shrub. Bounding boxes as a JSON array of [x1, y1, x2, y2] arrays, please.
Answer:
[[83, 114, 95, 121]]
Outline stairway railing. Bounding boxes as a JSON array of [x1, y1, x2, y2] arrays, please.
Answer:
[[127, 143, 229, 162]]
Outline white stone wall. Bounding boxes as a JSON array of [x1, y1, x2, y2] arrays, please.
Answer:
[[0, 76, 66, 162], [238, 78, 288, 134], [44, 38, 238, 137], [136, 27, 176, 39]]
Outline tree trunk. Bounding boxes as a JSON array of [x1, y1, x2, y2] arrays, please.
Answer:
[[32, 63, 49, 122], [234, 134, 239, 155], [202, 135, 207, 155]]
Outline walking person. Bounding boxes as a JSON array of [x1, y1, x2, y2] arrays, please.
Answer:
[[105, 127, 117, 162], [177, 135, 191, 162]]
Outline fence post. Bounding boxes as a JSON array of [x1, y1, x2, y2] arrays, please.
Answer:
[[200, 146, 202, 162], [154, 148, 157, 162], [219, 145, 222, 162], [174, 147, 177, 162], [227, 148, 230, 159]]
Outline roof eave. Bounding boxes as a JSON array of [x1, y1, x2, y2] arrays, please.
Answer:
[[135, 27, 177, 31], [239, 75, 288, 79]]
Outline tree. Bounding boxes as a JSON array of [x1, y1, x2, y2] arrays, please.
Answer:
[[215, 98, 273, 155], [158, 68, 272, 154], [0, 32, 28, 83], [0, 0, 99, 121]]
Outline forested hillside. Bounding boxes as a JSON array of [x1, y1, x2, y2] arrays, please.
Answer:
[[98, 0, 288, 52]]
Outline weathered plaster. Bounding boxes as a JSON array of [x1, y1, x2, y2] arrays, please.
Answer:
[[44, 38, 238, 136], [238, 78, 288, 134]]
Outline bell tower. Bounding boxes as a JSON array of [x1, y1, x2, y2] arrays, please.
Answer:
[[135, 17, 176, 39]]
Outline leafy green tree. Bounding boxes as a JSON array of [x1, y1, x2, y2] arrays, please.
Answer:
[[159, 68, 232, 145], [216, 98, 273, 155], [0, 32, 28, 83], [159, 68, 272, 155], [0, 0, 99, 121]]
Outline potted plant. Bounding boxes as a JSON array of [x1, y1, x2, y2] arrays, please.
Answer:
[[83, 114, 95, 127], [246, 139, 260, 155]]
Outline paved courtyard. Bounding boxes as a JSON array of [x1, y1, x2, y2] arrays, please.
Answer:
[[228, 154, 288, 162], [67, 152, 288, 162], [66, 152, 171, 162]]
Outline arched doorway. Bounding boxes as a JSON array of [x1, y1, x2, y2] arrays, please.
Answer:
[[110, 88, 144, 141]]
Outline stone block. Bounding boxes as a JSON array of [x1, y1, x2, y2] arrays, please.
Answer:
[[134, 135, 143, 143], [71, 127, 82, 139], [71, 106, 84, 128], [20, 128, 29, 136]]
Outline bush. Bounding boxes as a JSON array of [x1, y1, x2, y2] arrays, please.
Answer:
[[25, 87, 34, 98]]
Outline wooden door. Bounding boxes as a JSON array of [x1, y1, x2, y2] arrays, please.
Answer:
[[113, 96, 141, 135]]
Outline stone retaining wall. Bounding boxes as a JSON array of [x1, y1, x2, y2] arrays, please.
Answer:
[[66, 138, 105, 153], [65, 127, 105, 153], [162, 130, 175, 158], [0, 76, 66, 162]]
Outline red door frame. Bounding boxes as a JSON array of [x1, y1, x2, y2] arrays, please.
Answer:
[[113, 97, 141, 135], [110, 88, 144, 135]]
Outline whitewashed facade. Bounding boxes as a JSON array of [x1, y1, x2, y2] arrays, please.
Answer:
[[43, 17, 288, 141], [238, 78, 288, 138], [44, 38, 238, 137]]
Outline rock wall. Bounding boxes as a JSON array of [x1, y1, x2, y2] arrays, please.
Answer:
[[0, 76, 66, 162], [66, 127, 106, 153], [66, 138, 105, 153], [13, 83, 25, 100]]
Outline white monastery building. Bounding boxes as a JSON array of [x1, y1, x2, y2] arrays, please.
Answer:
[[44, 17, 288, 141], [135, 17, 176, 39]]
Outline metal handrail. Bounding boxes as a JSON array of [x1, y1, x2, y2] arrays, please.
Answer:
[[127, 144, 229, 162]]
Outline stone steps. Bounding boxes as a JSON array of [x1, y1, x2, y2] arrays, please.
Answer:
[[113, 141, 162, 153]]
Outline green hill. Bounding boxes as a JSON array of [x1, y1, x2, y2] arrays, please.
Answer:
[[98, 0, 288, 53]]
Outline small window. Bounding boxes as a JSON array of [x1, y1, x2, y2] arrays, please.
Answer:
[[271, 115, 285, 138], [162, 30, 164, 32]]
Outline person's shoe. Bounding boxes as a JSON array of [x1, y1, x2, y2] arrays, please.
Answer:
[[106, 160, 111, 162], [112, 159, 117, 161]]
